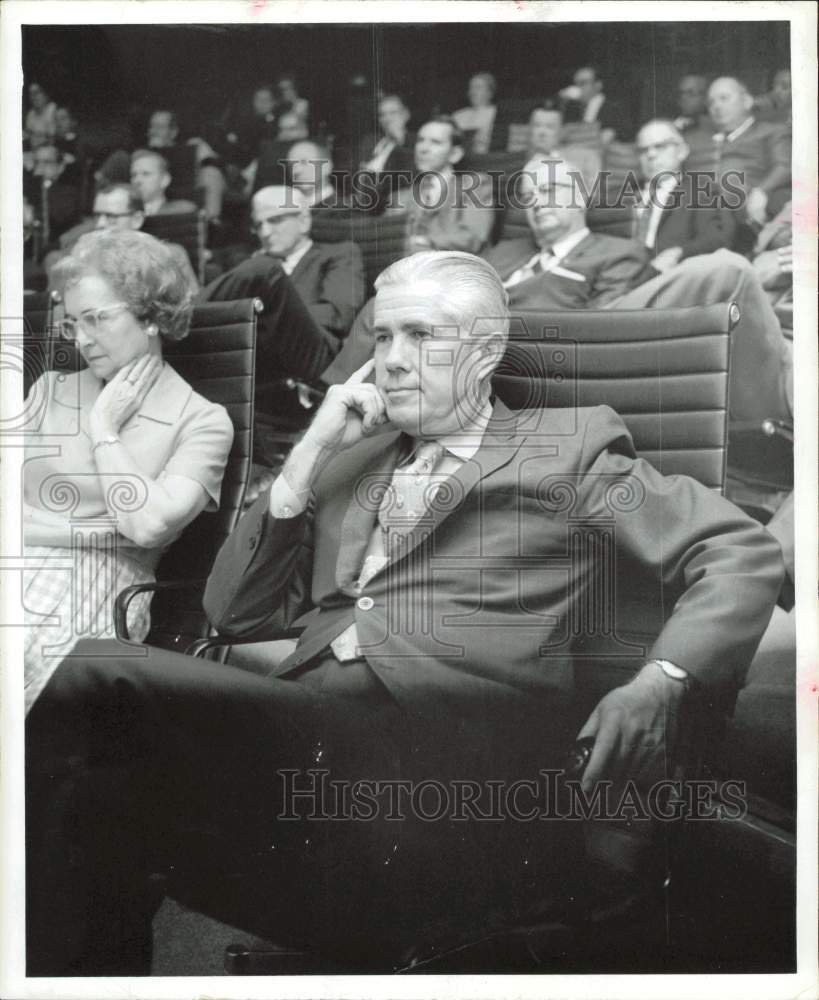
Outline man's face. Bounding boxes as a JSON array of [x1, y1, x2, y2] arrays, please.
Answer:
[[520, 163, 586, 247], [637, 122, 688, 181], [573, 69, 601, 104], [378, 97, 410, 138], [54, 107, 76, 138], [277, 79, 298, 103], [251, 191, 309, 257], [677, 76, 707, 117], [277, 112, 307, 141], [287, 142, 331, 190], [93, 190, 142, 232], [529, 109, 562, 154], [468, 75, 493, 108], [772, 70, 791, 105], [130, 155, 169, 203], [252, 88, 275, 118], [32, 146, 63, 182], [415, 122, 461, 174], [29, 84, 48, 111], [708, 79, 752, 131], [148, 112, 177, 149], [373, 280, 490, 439]]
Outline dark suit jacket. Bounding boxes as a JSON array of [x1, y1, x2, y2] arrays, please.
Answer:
[[586, 173, 736, 263], [393, 171, 495, 254], [204, 400, 783, 718], [484, 231, 649, 309], [289, 240, 366, 338]]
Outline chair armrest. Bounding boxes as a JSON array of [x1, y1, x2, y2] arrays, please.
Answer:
[[186, 627, 305, 658], [114, 578, 207, 640]]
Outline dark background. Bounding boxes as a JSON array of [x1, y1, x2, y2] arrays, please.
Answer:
[[22, 21, 790, 142]]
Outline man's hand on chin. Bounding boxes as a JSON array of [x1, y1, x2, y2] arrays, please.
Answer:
[[576, 661, 689, 795]]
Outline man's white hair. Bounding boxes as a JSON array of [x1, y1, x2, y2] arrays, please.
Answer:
[[375, 250, 510, 343], [251, 185, 311, 212]]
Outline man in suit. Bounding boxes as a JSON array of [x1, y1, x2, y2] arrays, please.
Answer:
[[357, 93, 416, 211], [587, 119, 734, 274], [559, 65, 630, 144], [706, 77, 791, 229], [388, 116, 495, 255], [129, 149, 197, 216], [327, 157, 791, 429], [26, 249, 783, 974], [672, 74, 712, 141]]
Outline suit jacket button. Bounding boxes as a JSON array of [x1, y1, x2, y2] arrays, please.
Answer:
[[249, 535, 257, 549], [357, 596, 374, 611]]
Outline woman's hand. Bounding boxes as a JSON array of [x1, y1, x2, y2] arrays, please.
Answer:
[[89, 355, 162, 439]]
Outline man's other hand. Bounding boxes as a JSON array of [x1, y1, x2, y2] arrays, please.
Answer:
[[576, 662, 685, 795]]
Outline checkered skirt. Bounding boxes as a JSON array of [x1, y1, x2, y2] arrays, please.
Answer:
[[24, 544, 154, 713]]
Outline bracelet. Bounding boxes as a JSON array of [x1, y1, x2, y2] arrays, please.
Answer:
[[92, 434, 121, 452]]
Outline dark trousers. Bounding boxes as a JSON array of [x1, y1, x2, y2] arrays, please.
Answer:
[[25, 640, 579, 975], [199, 257, 339, 386]]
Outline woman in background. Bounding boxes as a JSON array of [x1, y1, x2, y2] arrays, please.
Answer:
[[23, 228, 234, 711]]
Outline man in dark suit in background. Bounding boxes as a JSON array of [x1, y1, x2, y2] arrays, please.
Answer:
[[587, 119, 735, 274], [26, 250, 783, 975]]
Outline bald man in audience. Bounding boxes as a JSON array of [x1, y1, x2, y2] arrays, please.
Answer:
[[706, 76, 791, 229], [327, 158, 791, 432], [587, 119, 734, 273]]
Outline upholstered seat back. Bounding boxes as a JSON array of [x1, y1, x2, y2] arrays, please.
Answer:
[[310, 210, 409, 291], [22, 291, 53, 395], [493, 302, 736, 684], [142, 209, 208, 285]]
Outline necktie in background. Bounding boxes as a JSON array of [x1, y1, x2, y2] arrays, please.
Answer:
[[632, 195, 651, 245]]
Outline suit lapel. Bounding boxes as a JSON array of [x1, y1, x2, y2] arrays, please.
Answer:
[[289, 244, 317, 286], [390, 400, 526, 566], [333, 431, 406, 590]]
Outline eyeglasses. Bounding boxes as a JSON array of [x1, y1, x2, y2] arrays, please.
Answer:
[[58, 303, 130, 340], [93, 210, 135, 221]]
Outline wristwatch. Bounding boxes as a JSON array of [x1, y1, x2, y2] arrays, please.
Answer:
[[649, 658, 698, 693]]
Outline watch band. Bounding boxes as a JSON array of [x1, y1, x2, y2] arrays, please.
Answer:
[[650, 658, 697, 692]]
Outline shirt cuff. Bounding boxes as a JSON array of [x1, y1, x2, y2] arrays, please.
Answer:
[[269, 474, 310, 519]]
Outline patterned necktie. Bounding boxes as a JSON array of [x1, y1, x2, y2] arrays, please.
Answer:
[[378, 440, 445, 558]]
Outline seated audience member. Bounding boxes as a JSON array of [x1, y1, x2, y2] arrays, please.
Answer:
[[452, 72, 500, 155], [53, 106, 92, 194], [751, 200, 792, 307], [587, 119, 734, 273], [274, 74, 310, 127], [706, 77, 791, 228], [559, 65, 629, 143], [130, 149, 198, 216], [330, 158, 792, 430], [754, 69, 792, 124], [25, 82, 57, 145], [276, 109, 309, 143], [99, 109, 226, 224], [523, 101, 601, 190], [672, 74, 712, 141], [207, 185, 364, 342], [25, 249, 784, 976], [286, 139, 339, 208], [200, 186, 363, 412], [27, 143, 83, 250], [47, 183, 199, 294], [22, 228, 233, 713], [389, 116, 494, 254], [358, 93, 415, 207]]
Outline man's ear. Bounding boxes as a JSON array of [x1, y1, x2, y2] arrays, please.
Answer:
[[160, 171, 171, 194], [449, 145, 464, 167], [678, 141, 691, 166], [131, 211, 145, 231]]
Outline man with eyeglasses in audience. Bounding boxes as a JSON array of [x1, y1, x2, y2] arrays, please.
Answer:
[[588, 119, 733, 274]]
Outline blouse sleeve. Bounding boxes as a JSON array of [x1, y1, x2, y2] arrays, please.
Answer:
[[160, 396, 234, 511]]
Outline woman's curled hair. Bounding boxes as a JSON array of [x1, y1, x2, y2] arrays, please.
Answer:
[[51, 228, 194, 341]]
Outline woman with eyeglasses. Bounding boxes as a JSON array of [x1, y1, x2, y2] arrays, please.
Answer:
[[22, 228, 234, 712]]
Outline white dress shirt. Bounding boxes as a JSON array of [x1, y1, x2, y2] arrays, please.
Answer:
[[280, 238, 313, 276], [503, 226, 591, 288]]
